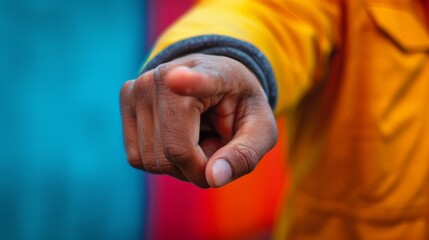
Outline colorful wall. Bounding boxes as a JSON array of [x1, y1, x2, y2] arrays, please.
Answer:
[[1, 1, 148, 239]]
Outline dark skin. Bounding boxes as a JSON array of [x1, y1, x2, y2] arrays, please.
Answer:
[[120, 54, 278, 188]]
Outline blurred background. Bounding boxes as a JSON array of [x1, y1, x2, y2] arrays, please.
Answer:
[[0, 0, 288, 239]]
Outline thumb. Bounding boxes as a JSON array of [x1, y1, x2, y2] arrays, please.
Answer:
[[205, 109, 278, 187]]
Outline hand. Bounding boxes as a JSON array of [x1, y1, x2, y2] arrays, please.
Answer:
[[120, 54, 277, 188]]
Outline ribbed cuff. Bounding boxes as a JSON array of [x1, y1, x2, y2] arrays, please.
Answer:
[[141, 35, 277, 109]]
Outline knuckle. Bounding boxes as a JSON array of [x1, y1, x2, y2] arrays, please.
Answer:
[[260, 117, 279, 150], [155, 158, 173, 170], [154, 63, 171, 83], [191, 55, 211, 65], [140, 150, 158, 170], [120, 80, 134, 98], [157, 163, 188, 182], [143, 162, 161, 173], [269, 124, 279, 147], [156, 160, 181, 174], [125, 147, 141, 168], [163, 141, 193, 167], [127, 156, 143, 169], [162, 97, 202, 119], [233, 143, 259, 175], [140, 149, 153, 163], [134, 73, 153, 97]]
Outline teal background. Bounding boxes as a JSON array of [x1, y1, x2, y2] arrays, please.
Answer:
[[0, 0, 148, 239]]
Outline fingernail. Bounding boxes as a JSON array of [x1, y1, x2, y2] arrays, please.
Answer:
[[213, 159, 232, 187]]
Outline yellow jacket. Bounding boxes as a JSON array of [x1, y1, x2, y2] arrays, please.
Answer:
[[145, 0, 429, 239]]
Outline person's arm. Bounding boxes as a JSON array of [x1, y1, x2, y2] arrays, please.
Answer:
[[120, 0, 340, 188], [145, 0, 341, 114]]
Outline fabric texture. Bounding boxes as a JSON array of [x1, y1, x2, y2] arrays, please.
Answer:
[[142, 35, 277, 109]]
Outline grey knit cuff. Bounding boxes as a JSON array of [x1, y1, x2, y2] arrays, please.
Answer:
[[141, 35, 277, 109]]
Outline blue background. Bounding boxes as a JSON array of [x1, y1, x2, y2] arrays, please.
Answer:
[[1, 0, 148, 239]]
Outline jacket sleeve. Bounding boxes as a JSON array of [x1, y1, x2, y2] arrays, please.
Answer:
[[143, 0, 340, 115]]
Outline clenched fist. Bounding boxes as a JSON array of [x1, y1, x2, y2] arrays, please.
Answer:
[[120, 54, 277, 188]]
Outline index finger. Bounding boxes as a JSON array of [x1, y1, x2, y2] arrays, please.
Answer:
[[154, 64, 209, 188], [165, 56, 241, 99]]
